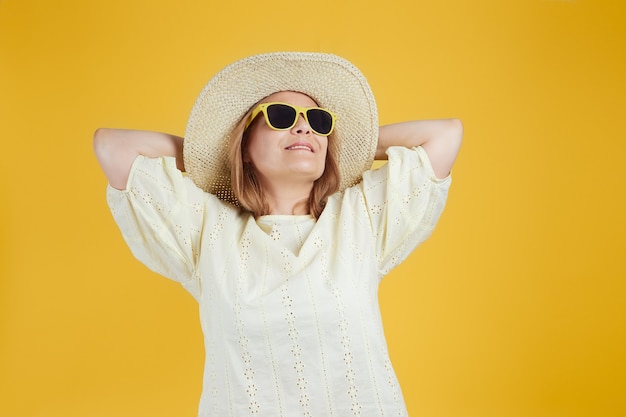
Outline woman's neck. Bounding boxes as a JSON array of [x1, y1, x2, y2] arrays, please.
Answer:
[[267, 199, 309, 215], [260, 182, 312, 215]]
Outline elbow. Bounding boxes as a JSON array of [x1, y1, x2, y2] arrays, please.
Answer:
[[447, 118, 463, 154], [430, 119, 463, 179], [93, 128, 109, 156], [449, 118, 463, 141], [93, 128, 118, 162], [92, 128, 137, 190], [92, 128, 121, 177]]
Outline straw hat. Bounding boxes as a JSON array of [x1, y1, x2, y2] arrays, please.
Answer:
[[183, 52, 378, 205]]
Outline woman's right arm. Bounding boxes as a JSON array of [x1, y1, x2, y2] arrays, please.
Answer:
[[93, 128, 184, 190]]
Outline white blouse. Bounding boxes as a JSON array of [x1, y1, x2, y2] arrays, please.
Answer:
[[107, 146, 451, 417]]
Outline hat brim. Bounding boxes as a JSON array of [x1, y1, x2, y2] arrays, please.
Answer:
[[183, 52, 378, 204]]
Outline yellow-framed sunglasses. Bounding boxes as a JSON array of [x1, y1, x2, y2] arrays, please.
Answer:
[[245, 102, 337, 137]]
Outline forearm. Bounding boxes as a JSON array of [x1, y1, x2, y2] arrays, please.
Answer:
[[93, 128, 184, 190], [376, 119, 463, 178]]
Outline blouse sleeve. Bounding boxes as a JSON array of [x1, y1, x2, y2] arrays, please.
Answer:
[[105, 155, 215, 298], [356, 146, 452, 276]]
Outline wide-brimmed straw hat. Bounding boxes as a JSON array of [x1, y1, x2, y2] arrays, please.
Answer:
[[183, 51, 378, 205]]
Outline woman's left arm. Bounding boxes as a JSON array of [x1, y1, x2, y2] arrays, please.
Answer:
[[376, 119, 463, 179]]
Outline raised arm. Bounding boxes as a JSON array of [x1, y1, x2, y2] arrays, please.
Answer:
[[93, 128, 184, 190], [376, 119, 463, 179]]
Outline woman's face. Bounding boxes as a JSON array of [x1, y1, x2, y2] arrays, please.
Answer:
[[244, 91, 329, 189]]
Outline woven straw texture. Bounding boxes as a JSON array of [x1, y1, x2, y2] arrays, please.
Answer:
[[183, 52, 378, 205]]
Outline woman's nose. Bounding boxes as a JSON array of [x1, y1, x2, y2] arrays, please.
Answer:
[[291, 113, 311, 135]]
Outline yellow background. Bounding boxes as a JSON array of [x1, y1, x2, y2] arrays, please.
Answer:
[[1, 0, 625, 416]]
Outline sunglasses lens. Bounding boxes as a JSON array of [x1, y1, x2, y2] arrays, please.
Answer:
[[263, 103, 334, 136], [266, 104, 297, 129], [306, 109, 334, 135]]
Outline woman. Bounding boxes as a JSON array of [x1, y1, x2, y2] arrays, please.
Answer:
[[94, 52, 462, 416]]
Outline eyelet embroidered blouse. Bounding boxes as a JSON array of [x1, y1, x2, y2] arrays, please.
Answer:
[[106, 146, 451, 417]]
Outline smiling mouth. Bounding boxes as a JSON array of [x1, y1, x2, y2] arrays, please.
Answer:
[[285, 144, 313, 152]]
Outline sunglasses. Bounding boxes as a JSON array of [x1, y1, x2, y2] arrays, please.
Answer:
[[245, 102, 337, 136]]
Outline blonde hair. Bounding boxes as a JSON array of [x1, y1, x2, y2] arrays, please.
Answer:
[[228, 108, 340, 219]]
